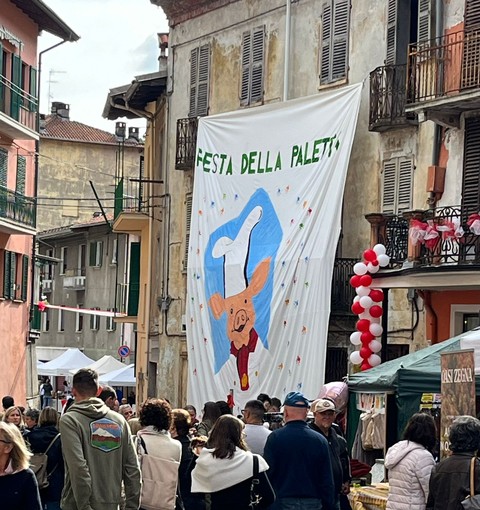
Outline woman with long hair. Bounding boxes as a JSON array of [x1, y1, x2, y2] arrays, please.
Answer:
[[3, 406, 26, 431], [0, 422, 42, 509], [27, 407, 63, 510], [385, 412, 436, 510], [196, 401, 221, 437], [191, 414, 274, 510]]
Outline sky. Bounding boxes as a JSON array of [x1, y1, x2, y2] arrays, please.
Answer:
[[39, 0, 169, 134]]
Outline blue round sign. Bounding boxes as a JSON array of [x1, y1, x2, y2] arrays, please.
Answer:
[[118, 345, 130, 358]]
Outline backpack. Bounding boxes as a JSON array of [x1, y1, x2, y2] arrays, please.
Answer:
[[30, 433, 61, 489], [137, 434, 180, 510]]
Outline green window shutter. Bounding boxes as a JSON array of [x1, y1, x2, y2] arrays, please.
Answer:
[[0, 148, 7, 187], [382, 159, 397, 214], [29, 67, 37, 112], [196, 44, 210, 116], [251, 27, 265, 104], [4, 250, 11, 299], [189, 48, 198, 117], [127, 242, 140, 316], [240, 30, 252, 105], [21, 255, 28, 301], [89, 242, 97, 266], [462, 118, 480, 217], [320, 1, 333, 84], [16, 155, 26, 195], [11, 55, 22, 120], [385, 0, 397, 65]]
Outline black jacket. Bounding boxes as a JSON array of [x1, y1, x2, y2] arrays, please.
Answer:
[[26, 424, 64, 504], [427, 453, 480, 510], [0, 468, 42, 510]]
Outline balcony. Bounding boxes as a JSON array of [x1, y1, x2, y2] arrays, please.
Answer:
[[369, 65, 417, 132], [0, 75, 38, 140], [63, 268, 86, 290], [176, 117, 198, 170], [331, 258, 357, 313], [115, 281, 139, 322], [406, 29, 480, 126], [0, 186, 36, 235]]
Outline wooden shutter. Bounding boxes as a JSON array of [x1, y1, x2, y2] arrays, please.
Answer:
[[320, 1, 333, 84], [127, 242, 140, 316], [418, 0, 432, 43], [197, 45, 210, 116], [465, 0, 480, 30], [189, 48, 198, 117], [331, 0, 349, 80], [21, 254, 28, 301], [383, 157, 413, 214], [462, 117, 480, 217], [11, 55, 21, 120], [0, 148, 7, 187], [240, 31, 252, 105], [386, 0, 397, 65], [184, 193, 193, 271], [251, 27, 265, 103], [397, 157, 413, 211], [382, 159, 397, 213], [29, 67, 37, 112], [89, 242, 97, 266], [4, 250, 11, 298], [16, 155, 26, 195]]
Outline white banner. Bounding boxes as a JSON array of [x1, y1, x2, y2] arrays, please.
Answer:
[[186, 84, 362, 414]]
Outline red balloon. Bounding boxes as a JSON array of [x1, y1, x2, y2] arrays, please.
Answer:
[[361, 331, 375, 344], [371, 259, 379, 266], [359, 274, 372, 287], [350, 275, 362, 288], [361, 362, 372, 371], [356, 319, 371, 332], [360, 346, 372, 359], [369, 289, 384, 303], [351, 302, 365, 315], [363, 249, 377, 262], [370, 305, 383, 318]]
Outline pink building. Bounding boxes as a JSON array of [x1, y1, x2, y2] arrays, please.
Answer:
[[0, 0, 77, 405]]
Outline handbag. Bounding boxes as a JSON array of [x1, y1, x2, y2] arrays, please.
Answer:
[[29, 433, 61, 489], [462, 457, 480, 510], [137, 434, 180, 510], [250, 454, 275, 509]]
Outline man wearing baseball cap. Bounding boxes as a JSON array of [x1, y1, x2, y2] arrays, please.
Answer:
[[263, 391, 335, 510], [311, 398, 352, 510]]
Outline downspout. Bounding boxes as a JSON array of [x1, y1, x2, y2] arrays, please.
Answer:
[[283, 0, 291, 101]]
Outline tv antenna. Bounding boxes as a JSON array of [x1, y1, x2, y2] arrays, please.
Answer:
[[47, 69, 67, 112]]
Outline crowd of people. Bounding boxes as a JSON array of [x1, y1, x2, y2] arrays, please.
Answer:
[[2, 375, 480, 510]]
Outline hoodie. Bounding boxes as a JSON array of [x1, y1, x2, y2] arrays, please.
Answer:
[[385, 439, 435, 510], [59, 398, 141, 510]]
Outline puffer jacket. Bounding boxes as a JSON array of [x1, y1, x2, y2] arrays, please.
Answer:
[[385, 440, 435, 510]]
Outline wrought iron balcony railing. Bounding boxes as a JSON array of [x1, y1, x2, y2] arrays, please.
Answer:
[[379, 214, 409, 267], [114, 177, 146, 219], [0, 186, 35, 228], [407, 29, 480, 104], [0, 74, 38, 131], [176, 117, 198, 170], [369, 65, 417, 131], [331, 258, 357, 313]]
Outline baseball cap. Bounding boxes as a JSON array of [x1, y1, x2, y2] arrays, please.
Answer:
[[283, 391, 310, 408], [314, 398, 337, 413]]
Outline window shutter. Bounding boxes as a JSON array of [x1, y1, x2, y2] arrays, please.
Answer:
[[320, 1, 333, 84], [240, 31, 252, 105], [397, 158, 413, 211], [21, 255, 28, 301], [16, 155, 26, 195], [386, 0, 397, 65], [465, 0, 480, 30], [462, 117, 480, 217], [189, 48, 198, 117], [251, 27, 265, 103], [89, 242, 97, 266], [11, 55, 22, 120], [128, 243, 140, 316], [29, 67, 37, 112], [184, 193, 193, 271], [0, 148, 7, 187], [382, 159, 397, 214], [197, 45, 210, 116], [97, 241, 103, 267], [331, 0, 349, 81], [418, 0, 432, 43], [4, 250, 11, 299]]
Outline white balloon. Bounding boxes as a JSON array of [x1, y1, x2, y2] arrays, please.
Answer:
[[350, 350, 363, 365], [369, 340, 382, 353], [359, 312, 372, 320], [377, 254, 390, 267], [353, 295, 360, 303], [367, 263, 380, 274], [350, 332, 362, 346], [373, 244, 386, 256], [359, 296, 373, 309], [368, 354, 381, 367], [369, 323, 383, 337], [356, 286, 370, 297], [353, 262, 368, 276]]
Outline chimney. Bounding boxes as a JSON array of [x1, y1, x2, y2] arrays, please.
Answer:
[[51, 102, 70, 120], [39, 113, 46, 133], [128, 127, 140, 142], [158, 32, 168, 70]]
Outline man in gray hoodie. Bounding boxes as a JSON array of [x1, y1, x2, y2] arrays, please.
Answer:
[[60, 368, 141, 510]]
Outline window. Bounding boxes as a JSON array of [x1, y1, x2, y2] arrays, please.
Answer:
[[240, 26, 265, 106], [59, 247, 68, 275], [41, 309, 50, 332], [21, 255, 28, 301], [382, 157, 413, 214], [89, 241, 103, 267], [111, 238, 118, 265], [16, 155, 26, 195], [75, 305, 83, 332], [189, 44, 210, 117], [462, 118, 480, 217], [58, 306, 65, 332], [184, 193, 193, 271], [29, 67, 37, 112], [78, 244, 86, 275], [90, 308, 100, 331], [0, 148, 7, 188], [320, 0, 350, 85], [106, 308, 117, 331], [3, 251, 16, 300]]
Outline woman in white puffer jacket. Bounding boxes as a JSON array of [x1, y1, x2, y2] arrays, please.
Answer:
[[385, 413, 436, 510]]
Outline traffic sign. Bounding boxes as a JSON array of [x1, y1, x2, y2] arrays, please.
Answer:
[[118, 345, 130, 358]]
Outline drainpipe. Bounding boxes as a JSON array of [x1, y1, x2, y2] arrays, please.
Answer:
[[283, 0, 291, 101]]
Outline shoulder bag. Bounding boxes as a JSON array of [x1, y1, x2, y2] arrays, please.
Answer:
[[462, 457, 480, 510], [250, 454, 275, 509], [30, 433, 61, 489]]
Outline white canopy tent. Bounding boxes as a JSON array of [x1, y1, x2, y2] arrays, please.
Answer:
[[37, 348, 95, 377], [99, 364, 135, 386], [69, 355, 125, 376]]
